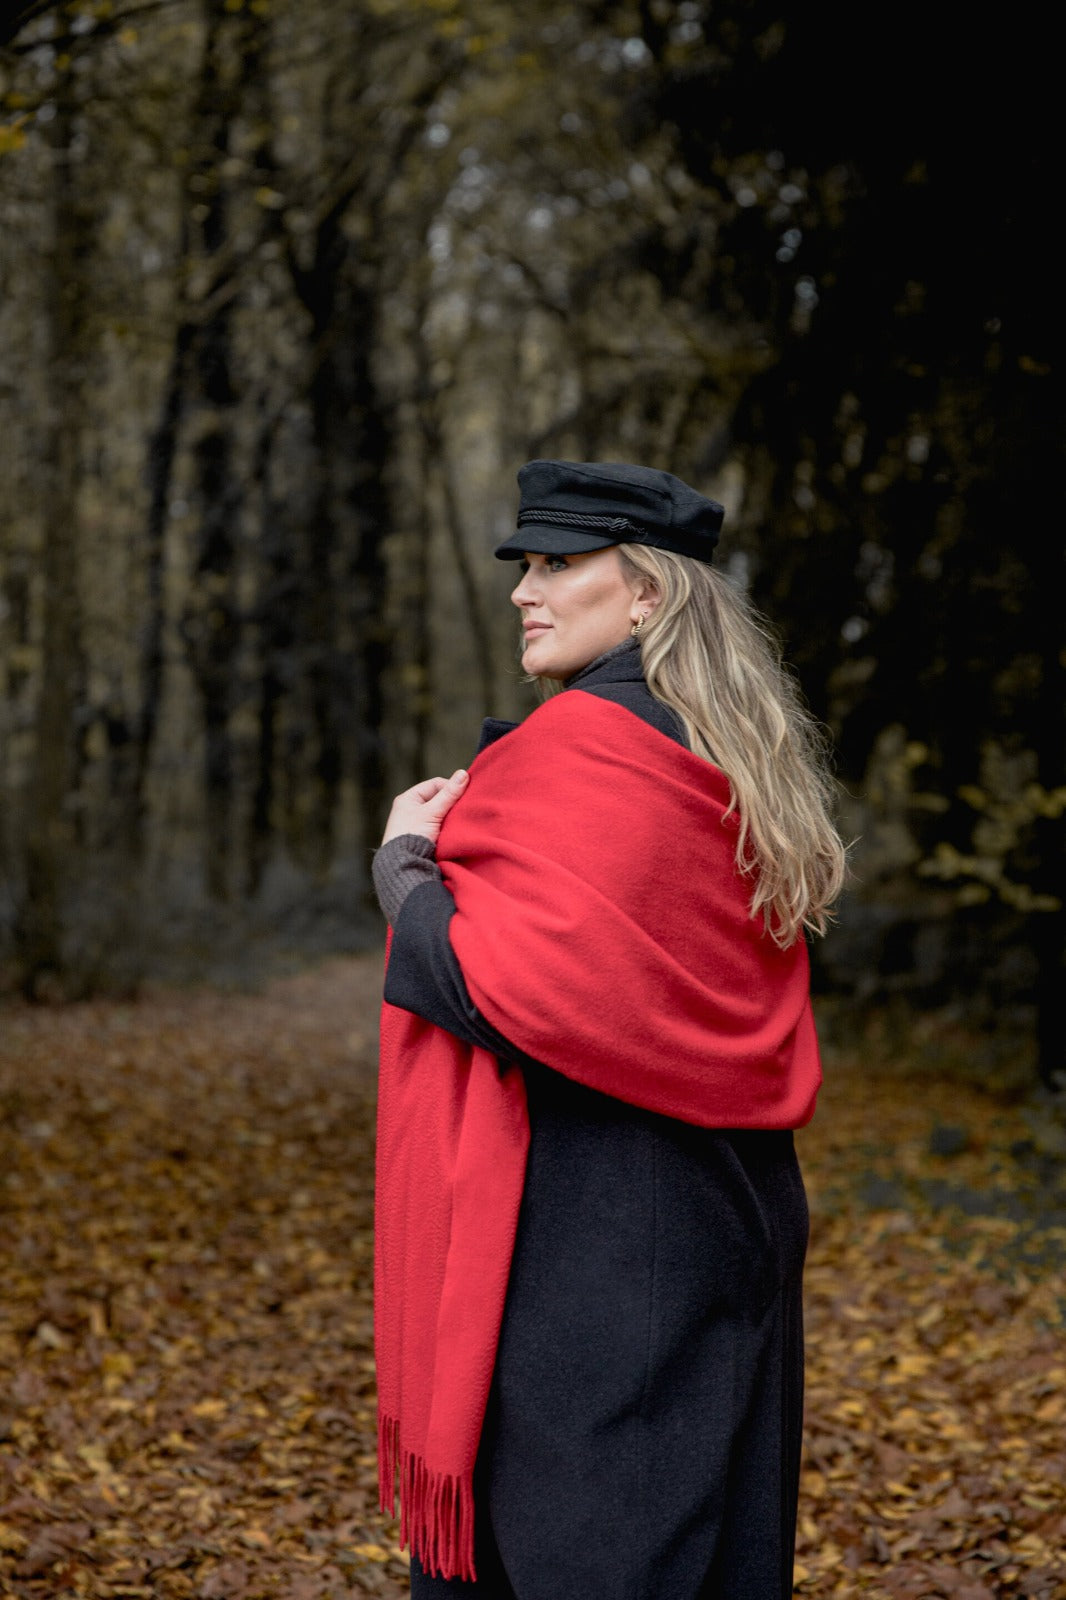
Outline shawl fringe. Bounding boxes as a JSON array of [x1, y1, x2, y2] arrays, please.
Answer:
[[379, 1412, 476, 1581]]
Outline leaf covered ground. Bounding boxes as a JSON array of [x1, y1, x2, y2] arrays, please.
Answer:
[[1, 958, 1064, 1599]]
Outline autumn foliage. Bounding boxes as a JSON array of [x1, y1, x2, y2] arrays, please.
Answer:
[[2, 959, 1064, 1598]]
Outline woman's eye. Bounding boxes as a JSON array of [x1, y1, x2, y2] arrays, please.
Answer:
[[519, 555, 567, 575]]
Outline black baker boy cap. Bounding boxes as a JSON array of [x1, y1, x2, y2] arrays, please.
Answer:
[[494, 459, 724, 566]]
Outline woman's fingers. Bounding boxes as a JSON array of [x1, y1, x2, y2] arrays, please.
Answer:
[[407, 769, 469, 803], [380, 770, 469, 846], [405, 770, 468, 810], [433, 769, 469, 809], [406, 776, 447, 803], [419, 770, 469, 824]]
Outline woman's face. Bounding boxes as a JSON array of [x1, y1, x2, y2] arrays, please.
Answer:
[[510, 547, 650, 680]]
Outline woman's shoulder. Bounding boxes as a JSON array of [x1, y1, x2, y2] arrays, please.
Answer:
[[573, 679, 687, 747], [515, 680, 692, 768], [475, 716, 520, 755]]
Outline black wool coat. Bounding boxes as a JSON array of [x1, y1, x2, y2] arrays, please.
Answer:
[[385, 643, 810, 1600]]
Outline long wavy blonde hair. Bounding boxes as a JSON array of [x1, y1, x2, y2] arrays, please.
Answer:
[[617, 545, 847, 946]]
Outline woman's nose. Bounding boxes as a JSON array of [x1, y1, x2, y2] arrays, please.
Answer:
[[510, 574, 534, 607]]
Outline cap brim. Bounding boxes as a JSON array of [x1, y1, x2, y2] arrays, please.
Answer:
[[494, 526, 619, 560]]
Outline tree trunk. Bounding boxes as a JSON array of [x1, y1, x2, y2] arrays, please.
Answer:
[[17, 99, 87, 994], [178, 0, 265, 902]]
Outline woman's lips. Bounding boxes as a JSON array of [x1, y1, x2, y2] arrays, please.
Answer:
[[523, 623, 551, 635]]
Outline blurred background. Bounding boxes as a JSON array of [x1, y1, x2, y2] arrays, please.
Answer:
[[0, 0, 1061, 1084]]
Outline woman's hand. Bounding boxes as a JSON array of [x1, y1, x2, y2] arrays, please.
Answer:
[[380, 770, 470, 847]]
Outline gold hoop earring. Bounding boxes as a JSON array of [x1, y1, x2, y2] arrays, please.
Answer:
[[630, 615, 646, 636]]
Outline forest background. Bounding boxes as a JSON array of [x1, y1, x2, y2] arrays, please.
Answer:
[[0, 0, 1063, 1087], [2, 5, 1066, 1597]]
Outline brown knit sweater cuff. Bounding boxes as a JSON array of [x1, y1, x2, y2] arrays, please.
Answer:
[[372, 834, 441, 926]]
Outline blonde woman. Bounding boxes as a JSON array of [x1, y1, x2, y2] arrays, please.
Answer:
[[372, 460, 846, 1600]]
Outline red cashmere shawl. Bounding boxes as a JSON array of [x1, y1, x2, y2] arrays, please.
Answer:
[[375, 691, 820, 1579]]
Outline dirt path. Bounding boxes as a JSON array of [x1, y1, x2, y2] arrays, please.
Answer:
[[2, 961, 1064, 1598]]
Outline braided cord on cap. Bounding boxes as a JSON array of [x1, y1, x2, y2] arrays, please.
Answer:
[[517, 507, 646, 537]]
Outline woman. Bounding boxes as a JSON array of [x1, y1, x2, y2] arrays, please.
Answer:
[[372, 459, 846, 1600]]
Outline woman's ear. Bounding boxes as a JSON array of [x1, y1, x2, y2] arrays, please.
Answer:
[[630, 576, 662, 624]]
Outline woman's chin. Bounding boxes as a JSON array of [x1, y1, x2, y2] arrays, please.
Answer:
[[521, 642, 552, 676]]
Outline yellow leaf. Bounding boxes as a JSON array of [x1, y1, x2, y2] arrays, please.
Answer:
[[191, 1397, 227, 1419], [1014, 1533, 1051, 1558], [957, 784, 987, 810], [77, 1442, 112, 1475], [352, 1543, 389, 1560], [0, 1522, 28, 1554], [892, 1353, 933, 1379]]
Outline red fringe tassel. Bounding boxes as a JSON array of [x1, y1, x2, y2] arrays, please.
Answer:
[[378, 1413, 476, 1582]]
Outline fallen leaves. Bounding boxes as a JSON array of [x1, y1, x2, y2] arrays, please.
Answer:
[[796, 1023, 1066, 1599], [1, 958, 406, 1598], [2, 962, 1064, 1598]]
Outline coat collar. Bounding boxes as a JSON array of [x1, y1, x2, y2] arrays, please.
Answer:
[[476, 638, 644, 754], [564, 634, 644, 689]]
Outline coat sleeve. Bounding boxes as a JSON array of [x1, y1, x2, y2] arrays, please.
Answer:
[[384, 877, 524, 1061]]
